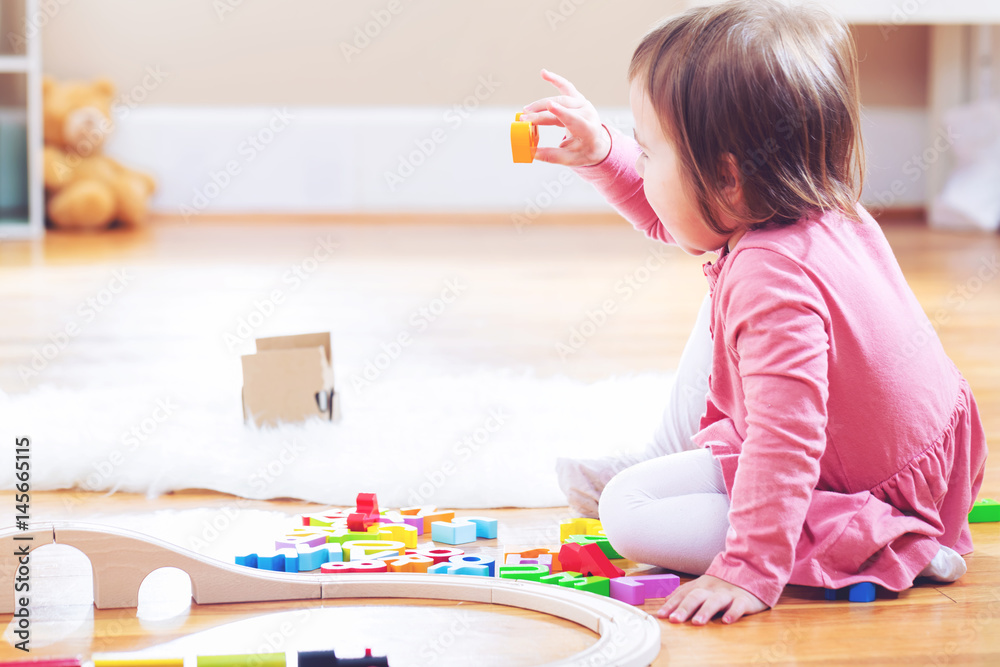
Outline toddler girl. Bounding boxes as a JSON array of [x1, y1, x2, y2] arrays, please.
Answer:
[[520, 0, 987, 625]]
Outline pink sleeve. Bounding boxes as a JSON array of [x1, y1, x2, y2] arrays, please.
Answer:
[[704, 248, 831, 608], [571, 125, 676, 245]]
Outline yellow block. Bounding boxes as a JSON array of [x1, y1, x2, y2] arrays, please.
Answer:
[[560, 518, 603, 542], [341, 539, 406, 558], [372, 523, 419, 549], [198, 655, 284, 667]]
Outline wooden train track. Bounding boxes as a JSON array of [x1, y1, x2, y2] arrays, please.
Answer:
[[1, 523, 661, 666]]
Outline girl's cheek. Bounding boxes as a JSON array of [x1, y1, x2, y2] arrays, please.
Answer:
[[642, 168, 663, 203]]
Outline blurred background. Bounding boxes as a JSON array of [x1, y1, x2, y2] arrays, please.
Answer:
[[0, 0, 996, 233], [0, 6, 997, 661], [0, 0, 996, 614]]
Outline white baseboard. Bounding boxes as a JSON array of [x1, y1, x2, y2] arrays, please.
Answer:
[[101, 105, 927, 218]]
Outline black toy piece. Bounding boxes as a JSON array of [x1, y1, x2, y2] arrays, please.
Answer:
[[298, 649, 389, 667]]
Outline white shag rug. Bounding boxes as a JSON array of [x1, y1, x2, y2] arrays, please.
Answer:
[[0, 370, 671, 508]]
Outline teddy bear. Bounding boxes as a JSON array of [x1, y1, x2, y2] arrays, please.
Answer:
[[42, 76, 156, 231]]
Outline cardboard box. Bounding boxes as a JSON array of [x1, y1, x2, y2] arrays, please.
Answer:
[[241, 332, 339, 427]]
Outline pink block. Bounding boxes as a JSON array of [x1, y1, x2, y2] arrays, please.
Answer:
[[609, 574, 680, 606], [402, 516, 424, 535], [516, 555, 553, 568], [632, 574, 680, 599], [274, 534, 329, 550], [419, 547, 465, 564], [321, 559, 388, 573], [610, 578, 646, 606]]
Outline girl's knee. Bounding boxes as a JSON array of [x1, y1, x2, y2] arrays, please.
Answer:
[[597, 471, 643, 560], [597, 468, 629, 523]]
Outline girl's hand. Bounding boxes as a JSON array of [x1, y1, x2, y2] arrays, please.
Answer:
[[519, 69, 612, 167], [657, 574, 769, 625]]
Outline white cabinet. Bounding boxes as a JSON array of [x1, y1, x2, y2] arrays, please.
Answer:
[[0, 0, 41, 240], [685, 0, 1000, 23], [685, 1, 1000, 212]]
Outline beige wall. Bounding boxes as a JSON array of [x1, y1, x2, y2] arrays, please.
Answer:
[[40, 0, 679, 107], [854, 24, 929, 107], [38, 0, 927, 110]]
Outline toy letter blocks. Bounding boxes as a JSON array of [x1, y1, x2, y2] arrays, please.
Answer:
[[236, 499, 684, 609], [969, 498, 1000, 523]]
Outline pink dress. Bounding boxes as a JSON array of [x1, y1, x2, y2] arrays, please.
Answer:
[[574, 127, 988, 607]]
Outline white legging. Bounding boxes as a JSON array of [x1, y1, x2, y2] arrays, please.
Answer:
[[598, 292, 731, 575]]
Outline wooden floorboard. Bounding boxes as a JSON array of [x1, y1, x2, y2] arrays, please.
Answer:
[[1, 216, 998, 665]]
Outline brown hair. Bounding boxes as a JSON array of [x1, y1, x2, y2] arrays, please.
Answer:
[[628, 0, 865, 234]]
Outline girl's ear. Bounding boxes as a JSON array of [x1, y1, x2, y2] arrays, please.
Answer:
[[719, 153, 744, 211]]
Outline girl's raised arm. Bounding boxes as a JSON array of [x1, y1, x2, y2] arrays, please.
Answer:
[[520, 69, 674, 245]]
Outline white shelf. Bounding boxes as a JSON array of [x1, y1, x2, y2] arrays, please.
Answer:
[[0, 56, 31, 74], [0, 55, 29, 73], [0, 222, 34, 239], [0, 0, 42, 241], [686, 0, 1000, 24], [829, 0, 1000, 24]]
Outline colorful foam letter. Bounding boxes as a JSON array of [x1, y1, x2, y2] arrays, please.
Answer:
[[969, 498, 1000, 523], [431, 519, 477, 545], [347, 492, 380, 532]]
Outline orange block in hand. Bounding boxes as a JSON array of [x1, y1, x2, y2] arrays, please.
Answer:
[[511, 113, 539, 163]]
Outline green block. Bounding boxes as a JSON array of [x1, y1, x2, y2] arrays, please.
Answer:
[[969, 498, 1000, 523], [541, 571, 585, 586], [572, 576, 610, 597], [197, 654, 285, 667], [498, 564, 549, 582], [323, 530, 372, 545], [538, 571, 609, 596], [568, 534, 623, 560], [308, 517, 337, 527]]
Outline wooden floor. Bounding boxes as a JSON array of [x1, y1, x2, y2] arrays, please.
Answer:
[[1, 215, 999, 665]]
